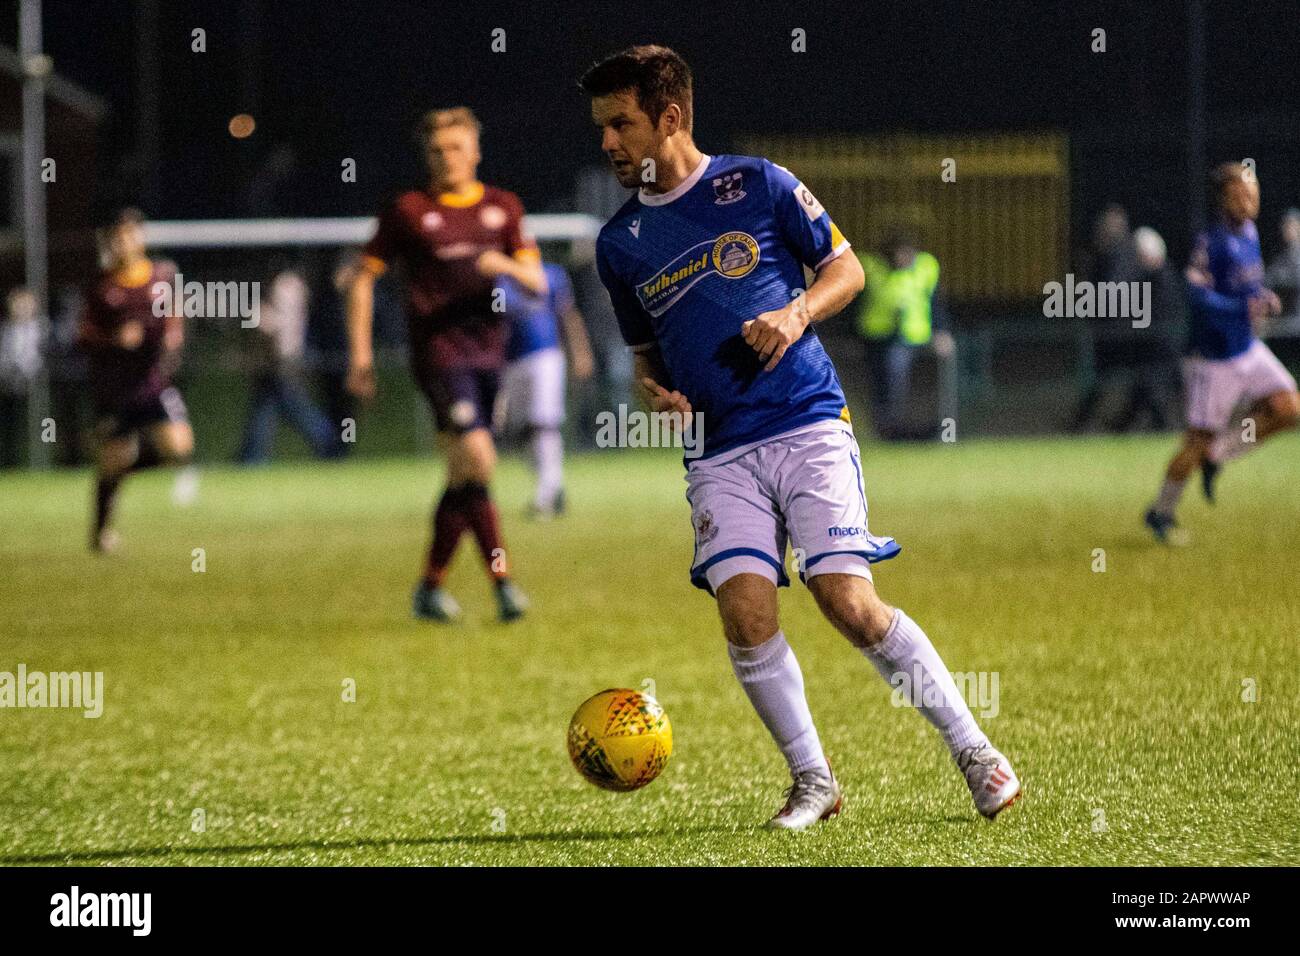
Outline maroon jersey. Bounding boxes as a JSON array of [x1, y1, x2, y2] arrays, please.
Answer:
[[363, 182, 539, 372], [81, 260, 177, 410]]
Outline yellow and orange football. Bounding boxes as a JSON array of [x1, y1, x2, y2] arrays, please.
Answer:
[[566, 688, 673, 792]]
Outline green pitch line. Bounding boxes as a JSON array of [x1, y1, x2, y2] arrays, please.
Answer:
[[0, 435, 1296, 866]]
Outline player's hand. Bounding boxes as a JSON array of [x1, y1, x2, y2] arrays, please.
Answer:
[[639, 376, 692, 427], [570, 345, 596, 382], [347, 362, 377, 401], [115, 321, 145, 350], [1184, 265, 1213, 289], [475, 250, 514, 278], [742, 299, 810, 371], [1248, 289, 1281, 319]]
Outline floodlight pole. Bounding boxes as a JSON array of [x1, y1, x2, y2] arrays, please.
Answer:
[[20, 0, 51, 469], [1186, 0, 1207, 237]]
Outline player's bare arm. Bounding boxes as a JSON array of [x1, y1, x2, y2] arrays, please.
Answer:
[[476, 249, 548, 296], [742, 251, 865, 370], [344, 261, 380, 399], [559, 303, 595, 380], [633, 345, 690, 419]]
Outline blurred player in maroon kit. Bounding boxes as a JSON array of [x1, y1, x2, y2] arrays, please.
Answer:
[[79, 209, 194, 553], [346, 107, 541, 623]]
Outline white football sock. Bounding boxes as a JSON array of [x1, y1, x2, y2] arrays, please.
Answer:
[[1209, 425, 1254, 464], [531, 428, 564, 510], [861, 609, 988, 757], [728, 631, 830, 777], [1153, 478, 1186, 516]]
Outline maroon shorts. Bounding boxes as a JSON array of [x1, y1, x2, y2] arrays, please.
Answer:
[[94, 386, 189, 441], [417, 367, 501, 434]]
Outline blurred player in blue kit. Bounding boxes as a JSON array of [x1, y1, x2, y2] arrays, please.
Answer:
[[494, 262, 595, 518], [1145, 162, 1300, 544]]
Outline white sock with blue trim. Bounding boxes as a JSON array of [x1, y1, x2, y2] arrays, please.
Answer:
[[728, 631, 830, 778]]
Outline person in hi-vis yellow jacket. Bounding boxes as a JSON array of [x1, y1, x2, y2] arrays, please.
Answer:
[[855, 230, 953, 439]]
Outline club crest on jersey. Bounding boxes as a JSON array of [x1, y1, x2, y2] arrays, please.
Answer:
[[712, 232, 760, 278], [421, 211, 443, 232], [479, 205, 507, 229], [711, 172, 747, 205]]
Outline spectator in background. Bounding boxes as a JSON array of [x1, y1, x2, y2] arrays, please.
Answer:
[[1264, 207, 1300, 323], [0, 288, 44, 468], [309, 251, 363, 455], [855, 228, 953, 440], [48, 285, 90, 466], [236, 267, 340, 464], [1070, 203, 1143, 431], [1109, 227, 1184, 431]]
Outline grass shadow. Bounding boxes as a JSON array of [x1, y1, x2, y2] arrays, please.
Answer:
[[1, 824, 740, 865]]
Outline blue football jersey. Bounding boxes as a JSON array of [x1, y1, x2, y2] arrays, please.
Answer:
[[503, 263, 572, 361], [595, 154, 852, 459], [1186, 219, 1263, 360]]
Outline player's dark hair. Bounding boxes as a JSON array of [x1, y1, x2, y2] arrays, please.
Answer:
[[99, 206, 145, 231], [580, 45, 693, 132], [94, 207, 147, 267]]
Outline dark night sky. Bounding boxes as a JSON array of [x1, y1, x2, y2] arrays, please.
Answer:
[[5, 0, 1300, 253]]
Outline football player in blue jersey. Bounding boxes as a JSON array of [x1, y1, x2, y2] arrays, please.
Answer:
[[1145, 162, 1300, 544], [495, 262, 595, 517], [582, 45, 1020, 829]]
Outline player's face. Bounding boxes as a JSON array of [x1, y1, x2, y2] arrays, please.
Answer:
[[426, 125, 481, 190], [591, 91, 660, 189], [106, 222, 146, 267], [1221, 176, 1259, 223]]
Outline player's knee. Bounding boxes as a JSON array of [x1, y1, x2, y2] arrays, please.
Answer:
[[840, 597, 896, 649], [721, 610, 779, 649], [159, 424, 194, 462], [1274, 392, 1300, 427], [1179, 431, 1213, 464], [451, 429, 495, 483], [98, 438, 137, 477], [811, 574, 894, 648], [716, 575, 779, 648]]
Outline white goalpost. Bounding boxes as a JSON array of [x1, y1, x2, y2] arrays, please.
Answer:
[[142, 214, 602, 249], [134, 214, 607, 459]]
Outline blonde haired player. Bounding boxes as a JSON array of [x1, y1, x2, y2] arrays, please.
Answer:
[[347, 107, 541, 622]]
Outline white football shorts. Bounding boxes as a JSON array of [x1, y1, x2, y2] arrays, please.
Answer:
[[1183, 339, 1297, 431], [494, 346, 566, 434], [685, 419, 900, 595]]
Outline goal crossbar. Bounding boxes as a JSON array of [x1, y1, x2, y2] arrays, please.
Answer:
[[142, 214, 602, 249]]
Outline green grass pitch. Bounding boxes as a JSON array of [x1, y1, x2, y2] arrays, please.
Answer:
[[1, 435, 1296, 866]]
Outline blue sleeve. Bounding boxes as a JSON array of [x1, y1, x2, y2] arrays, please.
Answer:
[[1186, 280, 1249, 326], [547, 267, 575, 316], [763, 160, 848, 270], [1186, 232, 1248, 327], [596, 239, 655, 349]]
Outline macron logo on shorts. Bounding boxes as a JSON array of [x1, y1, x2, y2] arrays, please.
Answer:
[[827, 526, 865, 538]]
